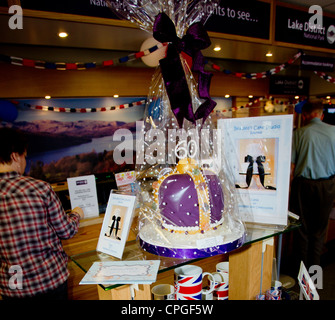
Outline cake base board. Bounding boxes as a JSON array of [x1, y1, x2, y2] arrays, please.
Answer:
[[138, 223, 246, 259]]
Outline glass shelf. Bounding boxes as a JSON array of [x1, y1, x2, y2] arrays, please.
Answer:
[[70, 218, 300, 291]]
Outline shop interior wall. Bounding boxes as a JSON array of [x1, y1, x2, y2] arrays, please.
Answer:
[[0, 61, 270, 98]]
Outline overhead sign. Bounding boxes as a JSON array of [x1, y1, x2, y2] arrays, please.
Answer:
[[20, 0, 120, 19], [269, 76, 310, 96], [301, 55, 335, 72], [204, 0, 271, 40], [275, 5, 335, 50]]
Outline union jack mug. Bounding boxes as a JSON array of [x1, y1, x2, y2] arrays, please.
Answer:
[[216, 262, 229, 299], [210, 272, 229, 300], [216, 262, 229, 274], [174, 265, 215, 300]]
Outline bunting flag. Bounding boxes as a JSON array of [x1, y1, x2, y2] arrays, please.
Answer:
[[0, 43, 168, 71], [209, 51, 303, 79], [314, 71, 335, 84], [16, 99, 146, 113]]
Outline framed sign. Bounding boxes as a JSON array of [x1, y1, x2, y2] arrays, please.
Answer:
[[218, 115, 293, 226], [97, 191, 136, 259], [67, 174, 99, 218], [298, 262, 319, 300]]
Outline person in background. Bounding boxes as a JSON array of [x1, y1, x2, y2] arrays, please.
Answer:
[[0, 127, 84, 300], [290, 100, 335, 273]]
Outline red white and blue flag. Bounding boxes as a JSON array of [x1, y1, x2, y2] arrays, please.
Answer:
[[213, 282, 229, 300], [175, 274, 202, 300]]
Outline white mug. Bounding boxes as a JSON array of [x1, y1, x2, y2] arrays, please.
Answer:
[[151, 284, 174, 300], [174, 265, 215, 300], [216, 262, 229, 274]]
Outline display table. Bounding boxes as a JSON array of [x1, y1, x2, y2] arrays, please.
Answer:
[[71, 220, 300, 300]]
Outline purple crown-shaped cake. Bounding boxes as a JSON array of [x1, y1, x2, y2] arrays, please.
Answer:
[[153, 158, 224, 235]]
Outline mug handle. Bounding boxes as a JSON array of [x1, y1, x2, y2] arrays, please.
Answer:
[[202, 272, 215, 295]]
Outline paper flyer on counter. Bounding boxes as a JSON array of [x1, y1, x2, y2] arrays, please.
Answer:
[[80, 260, 160, 285], [67, 174, 99, 218], [218, 115, 293, 225], [96, 191, 136, 259]]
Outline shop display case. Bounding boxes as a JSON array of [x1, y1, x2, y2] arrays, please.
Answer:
[[71, 219, 300, 300]]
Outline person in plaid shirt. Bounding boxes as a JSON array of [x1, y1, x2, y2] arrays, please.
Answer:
[[0, 128, 84, 299]]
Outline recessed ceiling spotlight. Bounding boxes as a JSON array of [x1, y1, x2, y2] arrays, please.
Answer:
[[225, 94, 230, 98], [266, 52, 273, 57], [58, 32, 68, 38], [45, 95, 51, 99], [248, 95, 254, 99], [213, 46, 221, 52], [113, 94, 119, 98]]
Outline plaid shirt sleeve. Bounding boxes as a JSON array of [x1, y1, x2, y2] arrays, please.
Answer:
[[45, 184, 80, 239]]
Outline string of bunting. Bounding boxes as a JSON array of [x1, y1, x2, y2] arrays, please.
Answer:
[[314, 71, 335, 84], [17, 99, 146, 113], [212, 96, 266, 114], [0, 44, 302, 80], [212, 96, 293, 114], [0, 43, 168, 71], [208, 51, 303, 79]]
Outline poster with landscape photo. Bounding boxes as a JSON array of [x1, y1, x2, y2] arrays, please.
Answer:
[[0, 97, 145, 183]]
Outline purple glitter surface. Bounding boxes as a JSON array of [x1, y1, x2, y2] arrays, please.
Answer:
[[159, 174, 199, 227], [158, 172, 224, 229]]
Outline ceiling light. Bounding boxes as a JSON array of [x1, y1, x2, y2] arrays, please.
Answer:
[[58, 32, 68, 38], [213, 46, 221, 52], [225, 94, 230, 98], [326, 96, 331, 99], [266, 52, 273, 57], [248, 95, 253, 99], [295, 96, 299, 100], [113, 94, 119, 98], [45, 95, 51, 99]]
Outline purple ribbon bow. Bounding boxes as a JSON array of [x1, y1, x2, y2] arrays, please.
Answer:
[[153, 12, 217, 128]]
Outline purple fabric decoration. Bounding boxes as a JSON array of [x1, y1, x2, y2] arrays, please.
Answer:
[[153, 12, 217, 128]]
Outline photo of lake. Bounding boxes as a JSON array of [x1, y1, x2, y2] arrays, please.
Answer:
[[1, 97, 145, 183]]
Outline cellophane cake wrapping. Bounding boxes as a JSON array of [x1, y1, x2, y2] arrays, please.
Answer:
[[108, 0, 245, 258]]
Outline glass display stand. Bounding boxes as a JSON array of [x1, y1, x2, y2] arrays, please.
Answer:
[[71, 219, 300, 300]]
